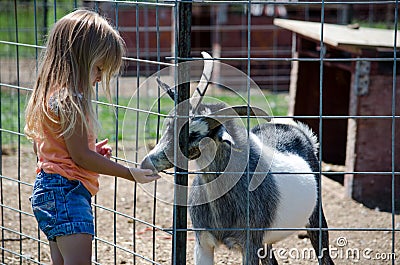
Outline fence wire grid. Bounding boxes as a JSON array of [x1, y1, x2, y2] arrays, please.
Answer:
[[1, 0, 399, 265]]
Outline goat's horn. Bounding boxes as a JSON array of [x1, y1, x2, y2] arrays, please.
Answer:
[[205, 105, 271, 130], [191, 51, 214, 114], [156, 52, 213, 104], [156, 77, 175, 100]]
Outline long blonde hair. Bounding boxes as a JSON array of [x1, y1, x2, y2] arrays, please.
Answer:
[[25, 9, 126, 140]]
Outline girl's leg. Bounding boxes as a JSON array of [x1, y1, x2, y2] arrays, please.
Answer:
[[56, 234, 92, 265], [49, 241, 64, 265]]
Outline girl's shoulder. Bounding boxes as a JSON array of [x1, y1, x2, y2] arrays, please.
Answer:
[[48, 88, 84, 117], [48, 92, 60, 116]]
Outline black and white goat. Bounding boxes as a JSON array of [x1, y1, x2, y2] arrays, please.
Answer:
[[140, 52, 335, 265]]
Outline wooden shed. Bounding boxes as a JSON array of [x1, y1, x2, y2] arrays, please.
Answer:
[[274, 19, 400, 212]]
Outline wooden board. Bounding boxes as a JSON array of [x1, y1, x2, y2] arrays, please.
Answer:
[[274, 18, 400, 54]]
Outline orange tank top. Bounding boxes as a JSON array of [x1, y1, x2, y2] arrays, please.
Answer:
[[35, 94, 99, 195]]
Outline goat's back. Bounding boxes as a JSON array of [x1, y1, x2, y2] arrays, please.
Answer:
[[251, 121, 319, 172]]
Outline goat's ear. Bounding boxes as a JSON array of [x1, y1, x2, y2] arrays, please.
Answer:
[[218, 127, 235, 146], [203, 105, 270, 131], [210, 105, 270, 121], [156, 77, 175, 100], [206, 105, 271, 130]]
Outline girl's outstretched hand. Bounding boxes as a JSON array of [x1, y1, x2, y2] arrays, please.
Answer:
[[96, 139, 112, 159], [129, 168, 160, 183]]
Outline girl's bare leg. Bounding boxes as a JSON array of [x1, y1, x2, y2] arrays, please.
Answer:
[[49, 241, 64, 265], [55, 234, 92, 265]]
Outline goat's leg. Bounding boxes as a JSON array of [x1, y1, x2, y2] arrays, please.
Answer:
[[259, 244, 278, 265], [307, 206, 335, 265], [194, 232, 214, 265]]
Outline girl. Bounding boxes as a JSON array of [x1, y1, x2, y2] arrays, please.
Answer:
[[25, 9, 160, 265]]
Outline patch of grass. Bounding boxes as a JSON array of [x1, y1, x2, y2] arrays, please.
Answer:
[[96, 92, 288, 143], [353, 20, 396, 30], [96, 95, 176, 143], [1, 90, 288, 146], [0, 1, 77, 57], [0, 89, 29, 146], [211, 93, 288, 117]]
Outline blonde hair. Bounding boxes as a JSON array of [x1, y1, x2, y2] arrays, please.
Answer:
[[25, 9, 125, 140]]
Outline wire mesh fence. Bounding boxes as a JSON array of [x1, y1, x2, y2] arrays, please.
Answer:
[[1, 0, 399, 264]]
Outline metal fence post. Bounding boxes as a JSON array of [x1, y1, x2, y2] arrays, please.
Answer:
[[172, 1, 191, 264]]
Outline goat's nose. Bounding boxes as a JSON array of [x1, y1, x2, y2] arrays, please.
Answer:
[[140, 156, 157, 173]]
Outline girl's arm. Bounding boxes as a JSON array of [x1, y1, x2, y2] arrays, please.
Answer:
[[64, 117, 159, 183], [33, 141, 37, 155]]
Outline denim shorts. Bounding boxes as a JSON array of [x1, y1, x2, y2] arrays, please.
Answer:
[[30, 170, 94, 241]]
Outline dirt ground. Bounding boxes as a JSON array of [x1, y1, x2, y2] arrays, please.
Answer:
[[1, 143, 399, 265]]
